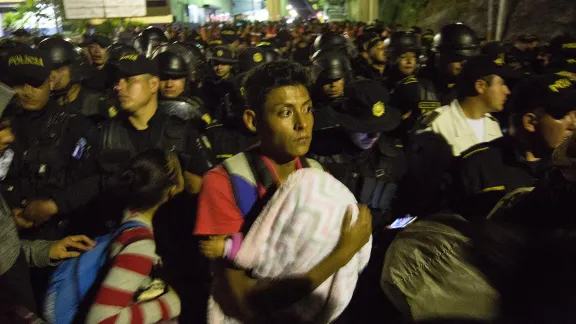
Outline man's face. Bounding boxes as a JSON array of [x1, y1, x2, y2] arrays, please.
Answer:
[[115, 74, 157, 113], [447, 61, 464, 77], [369, 41, 386, 64], [160, 78, 186, 98], [256, 85, 314, 162], [212, 63, 232, 79], [88, 44, 107, 66], [14, 79, 51, 111], [321, 78, 345, 98], [538, 111, 576, 150], [398, 52, 417, 75], [480, 75, 511, 112], [49, 65, 72, 91]]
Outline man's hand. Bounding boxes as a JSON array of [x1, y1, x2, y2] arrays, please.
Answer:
[[49, 235, 96, 260], [22, 199, 59, 226], [12, 208, 33, 229], [0, 121, 15, 153]]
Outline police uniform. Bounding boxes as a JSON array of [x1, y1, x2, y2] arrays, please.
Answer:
[[455, 136, 551, 221], [0, 48, 98, 240], [308, 80, 406, 231], [82, 35, 113, 93]]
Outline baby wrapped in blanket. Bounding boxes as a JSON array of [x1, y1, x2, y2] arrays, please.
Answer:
[[206, 168, 372, 323]]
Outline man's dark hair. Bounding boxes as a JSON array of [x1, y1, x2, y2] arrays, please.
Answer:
[[242, 61, 310, 114], [457, 75, 496, 99]]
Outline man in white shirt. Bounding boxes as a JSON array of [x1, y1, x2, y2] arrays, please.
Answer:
[[415, 55, 512, 156], [400, 55, 513, 216]]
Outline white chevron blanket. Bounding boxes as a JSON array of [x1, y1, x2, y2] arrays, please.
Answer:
[[208, 168, 372, 323]]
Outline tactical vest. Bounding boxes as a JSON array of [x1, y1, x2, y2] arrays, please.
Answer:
[[222, 151, 322, 234], [98, 116, 190, 173], [310, 138, 406, 220]]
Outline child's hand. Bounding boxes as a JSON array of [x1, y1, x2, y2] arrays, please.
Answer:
[[200, 236, 226, 259]]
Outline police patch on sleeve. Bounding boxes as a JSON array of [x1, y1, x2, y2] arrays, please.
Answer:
[[72, 138, 87, 160]]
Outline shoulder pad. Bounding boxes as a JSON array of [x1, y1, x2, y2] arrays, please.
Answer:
[[165, 117, 188, 138], [461, 143, 490, 159]]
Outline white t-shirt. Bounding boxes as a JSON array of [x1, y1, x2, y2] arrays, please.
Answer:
[[466, 118, 485, 142]]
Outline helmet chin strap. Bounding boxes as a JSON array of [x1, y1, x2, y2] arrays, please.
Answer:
[[51, 80, 80, 103]]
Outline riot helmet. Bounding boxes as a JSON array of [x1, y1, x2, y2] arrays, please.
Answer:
[[311, 49, 351, 81], [432, 23, 479, 61], [134, 27, 168, 58], [313, 32, 348, 52], [37, 37, 87, 95], [386, 31, 422, 60], [37, 37, 82, 69], [157, 51, 188, 79], [152, 42, 202, 82]]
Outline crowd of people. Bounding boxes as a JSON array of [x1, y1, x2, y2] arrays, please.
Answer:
[[0, 17, 575, 324]]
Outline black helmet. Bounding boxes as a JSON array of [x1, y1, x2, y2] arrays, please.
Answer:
[[313, 32, 348, 52], [433, 23, 479, 59], [256, 42, 282, 63], [311, 49, 351, 80], [152, 42, 203, 81], [37, 37, 82, 69], [107, 43, 138, 64], [386, 31, 422, 60], [237, 47, 265, 73], [134, 27, 168, 58], [156, 51, 188, 79]]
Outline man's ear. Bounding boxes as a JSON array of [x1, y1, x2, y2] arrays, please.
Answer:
[[243, 109, 258, 133], [149, 76, 160, 94], [475, 79, 487, 95], [522, 113, 538, 133]]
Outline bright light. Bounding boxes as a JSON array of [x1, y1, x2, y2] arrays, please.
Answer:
[[286, 18, 295, 24], [289, 9, 298, 17], [286, 4, 293, 10], [316, 12, 323, 17], [324, 15, 330, 20]]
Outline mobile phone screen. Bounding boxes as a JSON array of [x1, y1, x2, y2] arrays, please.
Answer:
[[387, 215, 418, 229]]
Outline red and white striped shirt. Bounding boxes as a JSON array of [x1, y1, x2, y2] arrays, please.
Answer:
[[86, 213, 181, 324]]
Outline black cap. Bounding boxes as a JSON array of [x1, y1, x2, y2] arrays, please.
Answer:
[[208, 39, 224, 48], [458, 55, 517, 84], [12, 29, 31, 37], [107, 43, 138, 63], [114, 54, 159, 80], [85, 35, 112, 48], [237, 47, 265, 73], [509, 73, 576, 120], [326, 79, 402, 133], [365, 34, 383, 51], [550, 35, 576, 59], [2, 47, 51, 87], [481, 41, 505, 60], [221, 28, 239, 44], [208, 45, 236, 64]]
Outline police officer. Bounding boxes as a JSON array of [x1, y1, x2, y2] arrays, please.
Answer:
[[455, 74, 576, 221], [82, 35, 112, 92], [420, 23, 480, 105], [0, 47, 97, 240], [402, 55, 512, 216], [354, 34, 388, 81], [384, 31, 440, 133], [309, 49, 351, 129], [154, 49, 212, 125], [133, 26, 168, 58], [100, 54, 216, 322], [37, 37, 108, 123], [256, 41, 282, 62], [204, 46, 237, 122], [548, 35, 576, 74], [308, 79, 406, 231]]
